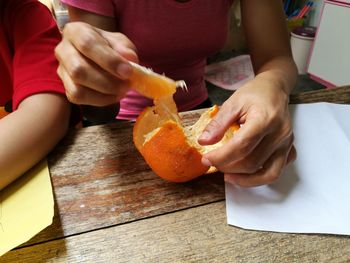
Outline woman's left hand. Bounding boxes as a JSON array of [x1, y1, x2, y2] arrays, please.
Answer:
[[198, 74, 296, 187]]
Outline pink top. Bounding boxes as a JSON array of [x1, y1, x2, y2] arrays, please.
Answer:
[[61, 0, 233, 120]]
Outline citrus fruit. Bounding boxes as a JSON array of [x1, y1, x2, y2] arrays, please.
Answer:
[[133, 103, 239, 182], [130, 62, 238, 182]]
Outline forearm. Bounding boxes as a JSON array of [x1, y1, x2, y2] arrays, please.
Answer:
[[241, 0, 297, 95], [255, 56, 297, 95], [0, 93, 71, 190]]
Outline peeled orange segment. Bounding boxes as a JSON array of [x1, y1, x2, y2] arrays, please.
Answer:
[[129, 62, 186, 99], [133, 105, 239, 182]]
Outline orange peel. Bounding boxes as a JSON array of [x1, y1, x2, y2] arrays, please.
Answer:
[[131, 62, 239, 182]]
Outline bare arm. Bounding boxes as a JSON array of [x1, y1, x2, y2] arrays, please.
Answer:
[[241, 0, 297, 94], [199, 0, 298, 187], [0, 93, 71, 190]]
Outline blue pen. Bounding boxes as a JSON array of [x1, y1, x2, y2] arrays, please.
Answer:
[[284, 0, 292, 14], [288, 8, 300, 19]]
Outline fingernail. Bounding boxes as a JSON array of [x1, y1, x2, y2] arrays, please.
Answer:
[[201, 157, 212, 167], [116, 63, 132, 79], [199, 131, 210, 141]]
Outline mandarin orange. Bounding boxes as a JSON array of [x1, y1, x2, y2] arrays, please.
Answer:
[[131, 62, 238, 182], [133, 104, 239, 182]]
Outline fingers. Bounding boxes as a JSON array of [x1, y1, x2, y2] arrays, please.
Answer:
[[57, 65, 118, 106], [99, 28, 138, 63], [55, 22, 138, 106], [201, 76, 295, 187], [217, 126, 293, 174], [60, 22, 135, 79], [224, 142, 296, 188], [56, 38, 129, 97], [201, 113, 270, 168], [198, 100, 241, 145]]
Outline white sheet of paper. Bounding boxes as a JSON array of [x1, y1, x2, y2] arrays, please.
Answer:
[[225, 102, 350, 235]]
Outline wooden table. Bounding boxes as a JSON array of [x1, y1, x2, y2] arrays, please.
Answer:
[[2, 87, 350, 262]]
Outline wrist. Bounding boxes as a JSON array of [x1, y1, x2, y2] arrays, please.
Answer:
[[255, 57, 298, 96], [255, 70, 294, 99]]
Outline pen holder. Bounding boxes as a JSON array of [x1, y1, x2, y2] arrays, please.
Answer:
[[290, 26, 316, 74]]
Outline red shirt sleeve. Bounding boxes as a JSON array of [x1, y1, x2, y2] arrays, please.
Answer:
[[8, 0, 65, 110]]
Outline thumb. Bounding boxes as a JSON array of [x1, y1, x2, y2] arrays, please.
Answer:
[[198, 103, 239, 145]]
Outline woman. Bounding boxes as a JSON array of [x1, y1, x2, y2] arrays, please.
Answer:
[[55, 0, 297, 187]]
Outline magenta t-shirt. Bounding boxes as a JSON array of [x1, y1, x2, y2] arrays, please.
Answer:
[[61, 0, 233, 120]]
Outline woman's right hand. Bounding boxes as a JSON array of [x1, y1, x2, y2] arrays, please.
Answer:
[[55, 22, 138, 106]]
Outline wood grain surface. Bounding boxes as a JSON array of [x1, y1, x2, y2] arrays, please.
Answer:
[[290, 86, 350, 104], [2, 202, 350, 263], [23, 111, 225, 247], [2, 87, 350, 262]]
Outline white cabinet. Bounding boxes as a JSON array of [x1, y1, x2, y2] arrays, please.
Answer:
[[307, 0, 350, 87]]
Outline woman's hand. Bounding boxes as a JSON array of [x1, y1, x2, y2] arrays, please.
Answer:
[[55, 22, 138, 106], [199, 0, 298, 187], [198, 74, 296, 187]]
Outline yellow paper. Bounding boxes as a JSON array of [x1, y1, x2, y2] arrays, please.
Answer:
[[0, 160, 54, 256]]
